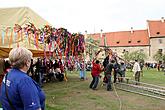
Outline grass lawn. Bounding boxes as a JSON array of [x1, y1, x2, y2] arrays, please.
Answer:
[[43, 68, 165, 110]]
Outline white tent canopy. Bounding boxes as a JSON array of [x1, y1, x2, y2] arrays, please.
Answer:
[[0, 7, 51, 58]]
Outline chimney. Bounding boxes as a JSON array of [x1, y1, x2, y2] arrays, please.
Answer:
[[161, 17, 164, 22], [100, 29, 103, 38], [85, 30, 87, 39], [130, 27, 133, 33]]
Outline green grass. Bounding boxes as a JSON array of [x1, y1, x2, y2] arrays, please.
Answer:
[[126, 68, 165, 86], [43, 68, 165, 110]]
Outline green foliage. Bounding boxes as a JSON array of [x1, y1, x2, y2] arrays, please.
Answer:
[[123, 50, 147, 62], [130, 50, 147, 62], [153, 51, 164, 62], [163, 54, 165, 62], [85, 36, 100, 60], [123, 51, 131, 62]]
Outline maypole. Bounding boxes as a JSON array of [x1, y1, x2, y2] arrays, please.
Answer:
[[83, 30, 87, 79]]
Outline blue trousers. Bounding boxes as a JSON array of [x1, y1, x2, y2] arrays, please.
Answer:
[[89, 76, 99, 89], [106, 74, 112, 91], [80, 71, 85, 79]]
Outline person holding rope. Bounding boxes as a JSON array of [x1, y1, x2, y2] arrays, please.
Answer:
[[89, 49, 104, 90], [132, 59, 141, 85], [103, 49, 118, 82], [104, 59, 115, 91], [118, 62, 126, 82]]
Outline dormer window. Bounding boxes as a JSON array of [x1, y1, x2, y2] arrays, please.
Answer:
[[116, 41, 120, 44], [156, 32, 160, 35], [137, 40, 141, 43], [128, 40, 131, 43]]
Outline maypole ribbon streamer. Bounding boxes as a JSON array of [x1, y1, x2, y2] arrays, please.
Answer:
[[17, 31, 21, 47], [21, 30, 23, 41], [13, 31, 17, 43], [5, 28, 9, 45], [35, 33, 39, 49], [10, 23, 85, 60], [9, 29, 13, 48], [1, 29, 5, 45], [25, 32, 29, 47], [28, 33, 32, 47]]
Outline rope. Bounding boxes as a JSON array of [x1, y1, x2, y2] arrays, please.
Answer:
[[44, 81, 84, 93], [113, 83, 122, 110]]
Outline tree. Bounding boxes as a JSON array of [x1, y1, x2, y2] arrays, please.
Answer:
[[153, 51, 163, 62], [122, 51, 131, 62], [85, 36, 100, 61], [130, 51, 147, 62], [123, 50, 147, 63], [163, 54, 165, 62]]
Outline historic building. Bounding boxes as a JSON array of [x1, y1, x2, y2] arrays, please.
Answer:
[[88, 18, 165, 62]]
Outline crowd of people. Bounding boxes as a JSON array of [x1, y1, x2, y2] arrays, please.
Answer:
[[0, 57, 66, 87], [145, 62, 165, 71], [27, 58, 65, 87], [88, 49, 165, 91], [89, 49, 127, 91], [0, 47, 164, 109]]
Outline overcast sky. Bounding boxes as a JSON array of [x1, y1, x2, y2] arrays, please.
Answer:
[[0, 0, 165, 34]]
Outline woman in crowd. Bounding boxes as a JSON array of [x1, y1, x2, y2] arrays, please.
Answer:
[[0, 47, 45, 110], [79, 60, 85, 80]]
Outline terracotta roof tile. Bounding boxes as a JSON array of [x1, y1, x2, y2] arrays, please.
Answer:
[[89, 30, 149, 47], [147, 20, 165, 37]]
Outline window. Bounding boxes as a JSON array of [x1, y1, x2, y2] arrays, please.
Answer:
[[116, 41, 120, 44], [137, 40, 141, 43], [128, 40, 131, 43], [159, 39, 163, 44]]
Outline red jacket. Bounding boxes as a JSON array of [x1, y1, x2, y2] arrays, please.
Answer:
[[91, 61, 102, 76]]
